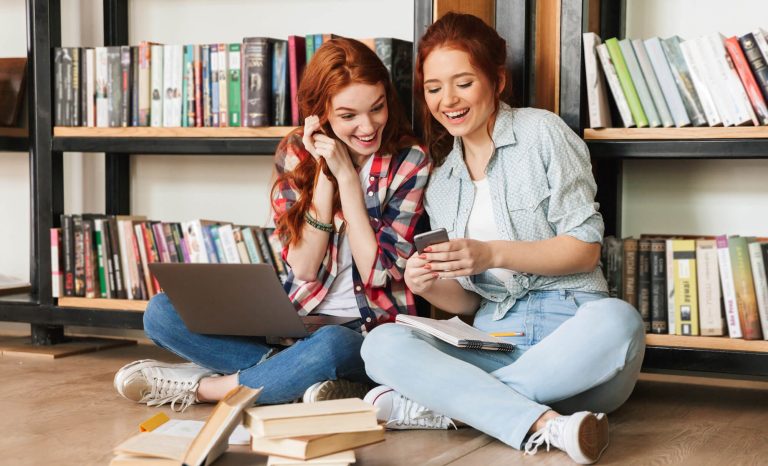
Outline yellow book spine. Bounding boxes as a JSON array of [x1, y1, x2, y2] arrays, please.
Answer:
[[673, 240, 699, 336]]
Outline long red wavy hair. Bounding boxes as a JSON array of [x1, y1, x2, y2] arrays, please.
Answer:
[[415, 12, 511, 166], [272, 37, 417, 247]]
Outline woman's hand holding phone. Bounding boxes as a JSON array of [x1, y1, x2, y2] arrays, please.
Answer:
[[421, 238, 495, 278], [404, 253, 439, 295]]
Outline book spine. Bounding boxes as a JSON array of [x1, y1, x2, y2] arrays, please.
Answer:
[[622, 238, 638, 307], [61, 214, 75, 296], [150, 45, 163, 127], [595, 43, 635, 127], [632, 39, 673, 127], [272, 39, 289, 126], [288, 35, 306, 126], [71, 48, 80, 127], [72, 215, 86, 297], [645, 37, 691, 127], [637, 239, 652, 332], [706, 34, 758, 126], [747, 242, 768, 339], [665, 238, 676, 334], [134, 223, 155, 297], [605, 38, 648, 127], [51, 228, 62, 298], [138, 42, 151, 126], [106, 47, 122, 127], [725, 36, 768, 125], [54, 48, 65, 126], [210, 45, 219, 127], [241, 227, 264, 263], [201, 225, 220, 263], [243, 38, 272, 127], [696, 240, 724, 336], [85, 48, 96, 127], [94, 219, 109, 298], [228, 43, 242, 127], [672, 240, 698, 336], [130, 46, 140, 127], [201, 45, 211, 127], [619, 39, 660, 127], [739, 33, 768, 103], [728, 236, 763, 340], [218, 43, 228, 127], [661, 36, 707, 126], [679, 39, 722, 127], [716, 235, 742, 338], [181, 45, 192, 127], [83, 218, 98, 298], [650, 239, 667, 334], [194, 45, 202, 127], [119, 46, 131, 127]]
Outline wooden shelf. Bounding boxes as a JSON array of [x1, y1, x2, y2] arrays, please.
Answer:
[[584, 127, 768, 141], [0, 127, 28, 138], [57, 297, 148, 312], [646, 334, 768, 353], [51, 126, 295, 154], [54, 126, 296, 138]]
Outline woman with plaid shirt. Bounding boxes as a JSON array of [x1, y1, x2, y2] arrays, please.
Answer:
[[113, 38, 430, 410]]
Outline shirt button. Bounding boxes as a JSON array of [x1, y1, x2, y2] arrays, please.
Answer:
[[369, 176, 375, 181], [367, 191, 374, 197], [366, 317, 372, 323], [355, 285, 362, 291]]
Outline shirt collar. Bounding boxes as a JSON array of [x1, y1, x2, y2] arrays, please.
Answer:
[[445, 102, 517, 178]]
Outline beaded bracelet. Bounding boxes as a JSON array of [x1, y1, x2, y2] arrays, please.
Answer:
[[304, 211, 334, 233]]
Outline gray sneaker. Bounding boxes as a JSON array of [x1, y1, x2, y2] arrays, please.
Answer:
[[113, 359, 216, 412], [302, 379, 369, 403], [524, 411, 609, 464]]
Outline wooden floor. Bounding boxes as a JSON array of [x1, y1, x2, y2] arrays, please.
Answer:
[[1, 343, 767, 466]]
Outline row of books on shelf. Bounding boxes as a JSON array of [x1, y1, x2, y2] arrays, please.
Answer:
[[53, 34, 412, 129], [51, 214, 289, 301], [111, 386, 382, 466], [583, 28, 768, 129], [601, 235, 768, 340]]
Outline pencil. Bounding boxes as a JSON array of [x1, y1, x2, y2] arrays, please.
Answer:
[[489, 331, 524, 337]]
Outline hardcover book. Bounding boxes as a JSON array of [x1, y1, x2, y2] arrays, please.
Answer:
[[696, 239, 724, 336], [632, 39, 674, 127], [605, 38, 648, 127], [595, 43, 634, 127], [644, 37, 691, 127], [582, 33, 612, 128], [728, 236, 763, 340], [251, 427, 383, 460], [672, 240, 699, 336], [661, 36, 707, 126], [650, 239, 668, 334]]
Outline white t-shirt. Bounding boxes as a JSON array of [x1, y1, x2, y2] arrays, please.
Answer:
[[464, 177, 515, 283], [312, 155, 375, 317]]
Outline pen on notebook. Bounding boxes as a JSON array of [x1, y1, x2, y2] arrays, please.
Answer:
[[489, 331, 524, 337]]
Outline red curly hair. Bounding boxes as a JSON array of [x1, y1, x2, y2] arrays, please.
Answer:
[[272, 37, 417, 247]]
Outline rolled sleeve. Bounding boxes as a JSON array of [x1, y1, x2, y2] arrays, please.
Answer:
[[365, 147, 431, 288], [540, 113, 605, 244]]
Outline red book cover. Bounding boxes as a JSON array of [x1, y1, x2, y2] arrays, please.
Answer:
[[725, 36, 768, 125], [288, 35, 306, 126]]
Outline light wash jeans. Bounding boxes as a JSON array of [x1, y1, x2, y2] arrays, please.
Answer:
[[361, 290, 645, 449], [143, 293, 370, 404]]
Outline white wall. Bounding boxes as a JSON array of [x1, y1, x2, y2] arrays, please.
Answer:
[[623, 0, 768, 237]]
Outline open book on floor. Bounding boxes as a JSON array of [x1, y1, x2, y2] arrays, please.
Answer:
[[110, 385, 262, 466], [395, 315, 515, 351]]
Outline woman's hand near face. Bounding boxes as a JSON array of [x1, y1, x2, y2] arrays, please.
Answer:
[[312, 133, 356, 182], [421, 239, 495, 278], [404, 253, 439, 295], [302, 115, 322, 160]]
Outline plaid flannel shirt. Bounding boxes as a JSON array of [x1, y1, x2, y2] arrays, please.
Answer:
[[272, 132, 431, 332]]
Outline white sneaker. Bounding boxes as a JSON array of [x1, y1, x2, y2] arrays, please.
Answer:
[[363, 385, 455, 430], [113, 359, 216, 412], [524, 411, 609, 464], [302, 379, 369, 403]]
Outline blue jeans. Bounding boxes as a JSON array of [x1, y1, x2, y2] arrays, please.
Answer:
[[143, 293, 370, 404], [361, 291, 645, 449]]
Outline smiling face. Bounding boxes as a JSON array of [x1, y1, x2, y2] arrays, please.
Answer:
[[422, 47, 498, 142], [327, 82, 388, 158]]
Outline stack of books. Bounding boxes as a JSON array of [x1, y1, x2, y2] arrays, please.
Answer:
[[244, 398, 384, 466]]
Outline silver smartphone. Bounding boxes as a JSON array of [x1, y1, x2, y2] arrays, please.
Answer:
[[413, 228, 450, 254]]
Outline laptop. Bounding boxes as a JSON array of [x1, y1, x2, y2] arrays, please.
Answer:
[[148, 263, 358, 337]]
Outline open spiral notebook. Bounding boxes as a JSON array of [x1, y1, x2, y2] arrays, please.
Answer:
[[395, 315, 516, 351]]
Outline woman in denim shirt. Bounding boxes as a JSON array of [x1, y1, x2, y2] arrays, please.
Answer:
[[361, 13, 645, 465]]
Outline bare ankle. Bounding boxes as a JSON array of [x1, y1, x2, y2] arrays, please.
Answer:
[[196, 373, 238, 402], [529, 410, 560, 434]]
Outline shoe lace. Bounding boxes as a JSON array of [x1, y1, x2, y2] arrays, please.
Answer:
[[524, 417, 564, 456], [141, 373, 200, 413], [388, 395, 456, 429]]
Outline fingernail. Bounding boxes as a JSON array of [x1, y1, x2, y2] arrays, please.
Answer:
[[419, 254, 427, 260], [423, 263, 431, 270], [424, 247, 432, 252]]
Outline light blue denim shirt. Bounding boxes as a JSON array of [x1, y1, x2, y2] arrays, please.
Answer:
[[424, 103, 608, 320]]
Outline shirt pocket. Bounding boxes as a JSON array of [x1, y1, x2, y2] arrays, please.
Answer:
[[505, 185, 551, 240]]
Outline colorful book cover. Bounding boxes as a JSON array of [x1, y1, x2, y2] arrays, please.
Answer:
[[672, 240, 698, 336], [605, 38, 648, 127], [728, 236, 763, 340]]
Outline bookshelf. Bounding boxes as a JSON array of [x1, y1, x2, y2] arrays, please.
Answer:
[[1, 0, 448, 341], [0, 127, 29, 152], [559, 0, 768, 377]]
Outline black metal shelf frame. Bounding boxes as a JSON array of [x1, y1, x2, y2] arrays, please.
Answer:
[[588, 139, 768, 159], [52, 137, 283, 155], [0, 137, 30, 152]]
